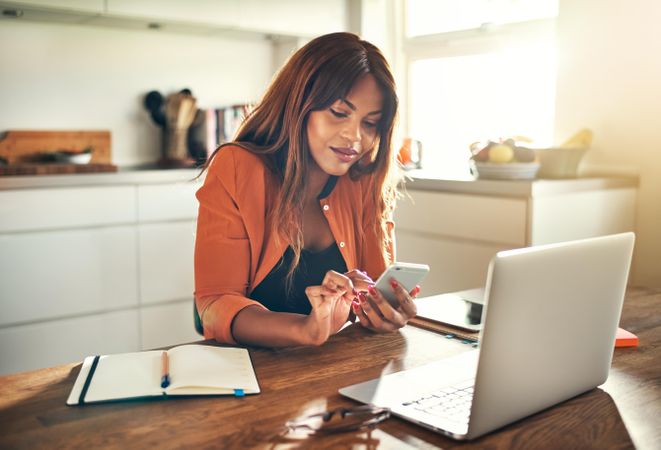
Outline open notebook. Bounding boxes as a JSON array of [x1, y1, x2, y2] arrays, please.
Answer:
[[67, 344, 260, 405]]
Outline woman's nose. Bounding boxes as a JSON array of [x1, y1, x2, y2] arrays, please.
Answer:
[[340, 119, 361, 143]]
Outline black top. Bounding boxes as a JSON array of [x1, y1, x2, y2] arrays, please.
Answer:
[[248, 176, 347, 315], [249, 243, 347, 314]]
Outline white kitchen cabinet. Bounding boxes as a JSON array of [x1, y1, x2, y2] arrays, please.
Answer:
[[0, 170, 202, 376], [530, 188, 635, 245], [0, 185, 135, 232], [395, 178, 637, 296], [395, 190, 528, 246], [0, 226, 138, 326], [137, 182, 200, 222], [138, 221, 196, 305], [140, 300, 201, 350], [0, 309, 139, 375], [396, 231, 507, 295]]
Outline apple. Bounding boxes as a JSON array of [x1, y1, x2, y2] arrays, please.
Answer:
[[488, 144, 514, 163]]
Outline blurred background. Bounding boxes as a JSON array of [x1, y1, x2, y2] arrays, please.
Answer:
[[0, 0, 659, 375]]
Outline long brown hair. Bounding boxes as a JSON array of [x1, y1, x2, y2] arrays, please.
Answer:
[[202, 32, 400, 284]]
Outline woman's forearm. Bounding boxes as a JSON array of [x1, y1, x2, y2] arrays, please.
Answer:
[[231, 305, 314, 347]]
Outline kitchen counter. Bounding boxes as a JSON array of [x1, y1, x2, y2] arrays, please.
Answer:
[[0, 166, 202, 189], [405, 169, 638, 198], [0, 166, 638, 195]]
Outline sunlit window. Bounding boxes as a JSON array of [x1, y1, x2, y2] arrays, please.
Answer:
[[404, 0, 558, 177]]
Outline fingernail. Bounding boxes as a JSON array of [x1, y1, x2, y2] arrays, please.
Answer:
[[358, 292, 367, 303], [414, 285, 421, 294], [368, 285, 377, 296], [390, 279, 398, 289], [352, 302, 359, 311], [352, 298, 360, 306]]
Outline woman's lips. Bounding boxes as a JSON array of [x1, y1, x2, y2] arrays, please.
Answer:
[[330, 147, 358, 163]]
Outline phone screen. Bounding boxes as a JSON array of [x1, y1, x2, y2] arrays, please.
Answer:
[[415, 288, 484, 331]]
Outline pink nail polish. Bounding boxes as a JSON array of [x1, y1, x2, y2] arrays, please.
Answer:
[[368, 285, 377, 296], [390, 279, 398, 289]]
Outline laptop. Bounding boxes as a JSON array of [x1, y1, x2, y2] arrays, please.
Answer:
[[339, 232, 635, 440]]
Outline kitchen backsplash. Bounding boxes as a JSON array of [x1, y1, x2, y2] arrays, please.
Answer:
[[0, 21, 272, 166]]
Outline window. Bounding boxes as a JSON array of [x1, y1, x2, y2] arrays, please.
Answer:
[[404, 0, 558, 177]]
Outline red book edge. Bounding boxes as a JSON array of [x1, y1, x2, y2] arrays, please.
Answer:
[[615, 327, 639, 348]]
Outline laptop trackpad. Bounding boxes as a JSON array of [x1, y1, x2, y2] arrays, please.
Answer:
[[339, 350, 479, 407]]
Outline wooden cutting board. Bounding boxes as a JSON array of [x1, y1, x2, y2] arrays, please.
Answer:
[[0, 130, 116, 176], [0, 130, 112, 163]]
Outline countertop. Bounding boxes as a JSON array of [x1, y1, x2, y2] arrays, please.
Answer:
[[405, 169, 638, 198], [0, 165, 203, 189], [0, 166, 639, 197]]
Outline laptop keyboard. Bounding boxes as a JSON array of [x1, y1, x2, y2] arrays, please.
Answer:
[[401, 379, 475, 425]]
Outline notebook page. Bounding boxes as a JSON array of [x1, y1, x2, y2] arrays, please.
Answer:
[[167, 345, 259, 394], [84, 350, 163, 402]]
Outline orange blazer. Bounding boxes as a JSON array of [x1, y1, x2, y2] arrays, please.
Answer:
[[194, 145, 395, 343]]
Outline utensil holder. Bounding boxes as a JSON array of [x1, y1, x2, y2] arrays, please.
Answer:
[[164, 127, 189, 160]]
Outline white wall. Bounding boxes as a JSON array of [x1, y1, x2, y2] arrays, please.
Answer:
[[555, 0, 661, 287], [0, 21, 273, 166]]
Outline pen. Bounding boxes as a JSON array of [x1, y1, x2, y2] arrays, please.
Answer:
[[160, 351, 170, 389]]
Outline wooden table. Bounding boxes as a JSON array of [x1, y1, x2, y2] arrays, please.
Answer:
[[1, 287, 659, 449]]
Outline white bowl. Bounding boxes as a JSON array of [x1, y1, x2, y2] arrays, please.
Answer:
[[54, 151, 92, 165], [471, 161, 540, 180], [533, 147, 588, 178]]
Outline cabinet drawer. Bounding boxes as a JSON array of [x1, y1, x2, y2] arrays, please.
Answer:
[[0, 309, 139, 376], [530, 188, 636, 245], [0, 226, 138, 326], [0, 186, 135, 232], [140, 300, 201, 350], [396, 230, 513, 295], [139, 222, 195, 304], [395, 190, 527, 246], [137, 182, 200, 222]]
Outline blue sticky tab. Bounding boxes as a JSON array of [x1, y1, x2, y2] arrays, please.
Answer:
[[445, 334, 455, 339], [234, 389, 245, 397], [462, 340, 472, 344]]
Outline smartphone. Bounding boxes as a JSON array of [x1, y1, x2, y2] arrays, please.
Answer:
[[373, 262, 430, 308]]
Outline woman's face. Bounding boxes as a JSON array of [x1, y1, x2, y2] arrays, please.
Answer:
[[306, 74, 384, 177]]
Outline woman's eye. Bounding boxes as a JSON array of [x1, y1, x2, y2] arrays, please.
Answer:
[[330, 109, 348, 118], [363, 121, 377, 129]]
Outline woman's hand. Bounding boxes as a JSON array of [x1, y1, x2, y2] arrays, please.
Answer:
[[343, 269, 374, 292], [353, 278, 420, 332], [303, 270, 356, 346]]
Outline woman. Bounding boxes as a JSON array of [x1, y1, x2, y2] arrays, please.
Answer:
[[194, 32, 419, 347]]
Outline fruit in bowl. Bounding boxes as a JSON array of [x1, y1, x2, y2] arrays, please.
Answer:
[[470, 138, 537, 164], [469, 138, 539, 180]]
